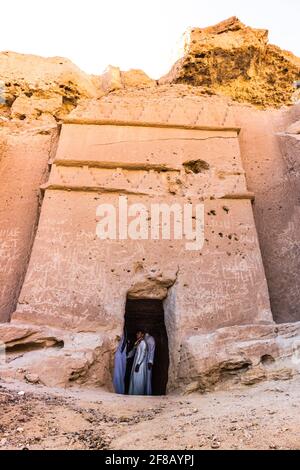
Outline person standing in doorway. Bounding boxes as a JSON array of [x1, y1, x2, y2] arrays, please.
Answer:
[[113, 330, 128, 394], [145, 331, 156, 395], [128, 330, 148, 395]]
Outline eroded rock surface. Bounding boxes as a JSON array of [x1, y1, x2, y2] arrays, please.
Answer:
[[1, 18, 300, 392], [160, 17, 300, 108]]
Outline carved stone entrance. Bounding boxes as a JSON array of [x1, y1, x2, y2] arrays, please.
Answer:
[[125, 298, 169, 395]]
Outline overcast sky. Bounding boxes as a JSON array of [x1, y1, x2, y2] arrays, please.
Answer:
[[1, 0, 299, 78]]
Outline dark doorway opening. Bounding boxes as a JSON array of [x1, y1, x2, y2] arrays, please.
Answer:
[[124, 298, 169, 395]]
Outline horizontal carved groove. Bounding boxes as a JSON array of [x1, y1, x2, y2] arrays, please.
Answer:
[[53, 159, 180, 171], [63, 118, 241, 134]]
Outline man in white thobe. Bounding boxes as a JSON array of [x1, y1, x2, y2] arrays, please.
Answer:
[[145, 332, 156, 395]]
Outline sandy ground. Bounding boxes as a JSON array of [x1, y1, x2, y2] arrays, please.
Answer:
[[0, 376, 299, 450]]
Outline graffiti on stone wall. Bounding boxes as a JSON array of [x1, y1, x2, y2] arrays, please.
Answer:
[[0, 228, 22, 309]]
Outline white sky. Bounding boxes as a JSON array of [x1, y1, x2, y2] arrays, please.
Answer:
[[1, 0, 299, 79]]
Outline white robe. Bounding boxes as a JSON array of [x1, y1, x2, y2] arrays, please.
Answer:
[[128, 339, 147, 395], [145, 334, 156, 395]]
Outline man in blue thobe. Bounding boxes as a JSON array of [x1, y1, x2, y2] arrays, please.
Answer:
[[113, 332, 127, 394]]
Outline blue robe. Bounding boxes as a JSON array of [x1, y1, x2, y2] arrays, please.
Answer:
[[113, 334, 127, 394]]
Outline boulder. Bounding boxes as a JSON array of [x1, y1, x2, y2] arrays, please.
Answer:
[[100, 65, 123, 92], [11, 95, 62, 120], [121, 69, 156, 88], [160, 16, 300, 107], [0, 51, 101, 120]]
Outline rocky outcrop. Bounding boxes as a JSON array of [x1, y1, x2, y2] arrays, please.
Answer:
[[0, 51, 101, 122], [0, 322, 113, 388], [1, 320, 299, 391], [0, 53, 155, 124], [99, 65, 155, 93], [179, 322, 300, 392], [160, 17, 300, 108]]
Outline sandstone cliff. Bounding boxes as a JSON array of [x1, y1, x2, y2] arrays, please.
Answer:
[[0, 18, 300, 391]]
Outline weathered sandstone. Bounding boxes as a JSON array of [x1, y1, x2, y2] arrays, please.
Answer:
[[160, 17, 300, 108], [0, 18, 300, 392]]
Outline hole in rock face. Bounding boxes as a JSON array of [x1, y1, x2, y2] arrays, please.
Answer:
[[183, 159, 210, 174], [6, 340, 64, 354], [124, 299, 169, 395], [261, 354, 275, 365]]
